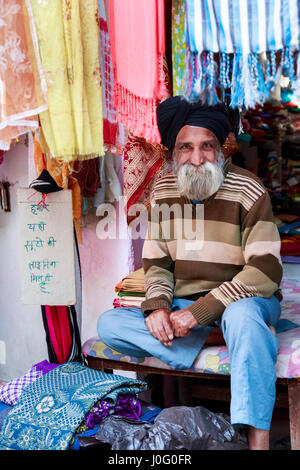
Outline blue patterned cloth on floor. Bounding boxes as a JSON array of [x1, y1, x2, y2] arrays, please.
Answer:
[[0, 362, 147, 450]]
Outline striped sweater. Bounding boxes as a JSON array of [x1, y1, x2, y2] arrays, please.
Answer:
[[141, 157, 283, 327]]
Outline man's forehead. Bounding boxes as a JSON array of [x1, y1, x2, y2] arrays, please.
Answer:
[[175, 125, 218, 142]]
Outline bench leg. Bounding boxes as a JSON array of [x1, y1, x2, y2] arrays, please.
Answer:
[[288, 381, 300, 450]]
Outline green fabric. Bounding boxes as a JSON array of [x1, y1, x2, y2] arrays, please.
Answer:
[[172, 0, 186, 96]]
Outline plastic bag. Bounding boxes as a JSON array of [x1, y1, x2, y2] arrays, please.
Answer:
[[92, 406, 248, 450]]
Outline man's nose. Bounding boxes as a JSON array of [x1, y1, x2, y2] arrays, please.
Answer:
[[189, 148, 206, 166]]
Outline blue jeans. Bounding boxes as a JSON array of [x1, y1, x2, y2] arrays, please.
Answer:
[[97, 295, 281, 430]]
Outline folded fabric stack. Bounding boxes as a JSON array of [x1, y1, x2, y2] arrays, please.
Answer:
[[277, 217, 300, 263], [0, 361, 147, 450], [113, 268, 146, 309]]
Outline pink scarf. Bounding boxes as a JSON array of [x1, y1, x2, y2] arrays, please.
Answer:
[[109, 0, 168, 143]]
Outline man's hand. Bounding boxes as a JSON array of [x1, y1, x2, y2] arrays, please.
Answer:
[[169, 308, 198, 337], [145, 309, 174, 347]]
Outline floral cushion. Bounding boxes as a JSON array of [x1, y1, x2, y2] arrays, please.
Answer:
[[82, 278, 300, 379]]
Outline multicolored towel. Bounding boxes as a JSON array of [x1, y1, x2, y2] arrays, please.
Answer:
[[184, 0, 300, 108], [0, 362, 147, 450]]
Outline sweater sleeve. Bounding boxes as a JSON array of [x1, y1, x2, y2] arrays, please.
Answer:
[[187, 190, 283, 326], [141, 205, 174, 316]]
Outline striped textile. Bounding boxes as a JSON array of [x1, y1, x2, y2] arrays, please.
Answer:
[[184, 0, 300, 108], [141, 157, 283, 327], [185, 0, 300, 54]]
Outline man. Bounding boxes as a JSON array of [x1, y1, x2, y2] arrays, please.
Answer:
[[98, 96, 283, 450]]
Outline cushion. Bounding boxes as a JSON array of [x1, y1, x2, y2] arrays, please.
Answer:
[[82, 277, 300, 379]]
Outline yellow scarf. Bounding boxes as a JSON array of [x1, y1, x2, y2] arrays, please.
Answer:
[[30, 0, 103, 162]]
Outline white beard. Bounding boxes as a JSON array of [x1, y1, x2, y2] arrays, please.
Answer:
[[173, 151, 225, 200]]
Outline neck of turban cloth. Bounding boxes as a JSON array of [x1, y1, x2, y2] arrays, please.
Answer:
[[156, 96, 230, 153]]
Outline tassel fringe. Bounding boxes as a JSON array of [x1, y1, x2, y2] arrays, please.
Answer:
[[113, 53, 168, 144], [184, 47, 300, 109]]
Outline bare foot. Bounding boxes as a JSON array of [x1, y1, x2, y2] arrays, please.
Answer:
[[248, 426, 270, 450]]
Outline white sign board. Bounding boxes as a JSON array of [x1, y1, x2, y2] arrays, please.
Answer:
[[17, 188, 76, 305]]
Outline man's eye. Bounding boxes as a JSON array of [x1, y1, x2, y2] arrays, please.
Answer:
[[203, 142, 213, 149], [180, 143, 192, 151]]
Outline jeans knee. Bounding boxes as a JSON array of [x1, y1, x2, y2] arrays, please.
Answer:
[[97, 309, 117, 343], [221, 298, 262, 337]]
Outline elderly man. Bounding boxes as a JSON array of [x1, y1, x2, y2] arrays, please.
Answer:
[[98, 97, 283, 450]]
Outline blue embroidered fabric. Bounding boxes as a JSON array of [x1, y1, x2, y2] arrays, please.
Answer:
[[0, 362, 147, 450]]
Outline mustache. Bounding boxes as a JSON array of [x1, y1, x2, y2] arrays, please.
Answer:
[[174, 152, 225, 200]]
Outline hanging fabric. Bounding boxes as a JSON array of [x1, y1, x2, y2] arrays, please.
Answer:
[[41, 305, 82, 364], [0, 0, 47, 151], [29, 0, 104, 161], [108, 0, 169, 143], [72, 158, 101, 199], [172, 0, 187, 96], [184, 0, 300, 109], [123, 134, 173, 225], [32, 130, 82, 241], [97, 0, 118, 147], [41, 306, 72, 364]]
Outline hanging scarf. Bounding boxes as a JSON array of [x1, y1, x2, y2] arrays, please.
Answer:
[[41, 305, 82, 365], [184, 0, 300, 109], [29, 0, 104, 161], [32, 130, 82, 241], [123, 134, 173, 225], [97, 0, 118, 147], [172, 0, 187, 96], [0, 0, 47, 151], [72, 158, 101, 198], [109, 0, 169, 143]]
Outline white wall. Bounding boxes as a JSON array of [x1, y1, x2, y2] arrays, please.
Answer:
[[79, 206, 136, 344], [0, 140, 143, 381], [0, 141, 47, 381]]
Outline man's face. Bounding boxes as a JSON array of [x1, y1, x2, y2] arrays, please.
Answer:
[[172, 125, 225, 200], [174, 125, 220, 167]]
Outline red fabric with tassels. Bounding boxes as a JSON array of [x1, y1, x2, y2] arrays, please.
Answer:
[[109, 0, 169, 143]]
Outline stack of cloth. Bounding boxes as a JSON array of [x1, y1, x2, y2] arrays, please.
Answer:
[[113, 268, 146, 309], [281, 136, 300, 210], [0, 361, 148, 450], [276, 214, 300, 264]]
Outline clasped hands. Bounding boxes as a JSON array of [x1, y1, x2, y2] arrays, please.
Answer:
[[145, 308, 198, 347]]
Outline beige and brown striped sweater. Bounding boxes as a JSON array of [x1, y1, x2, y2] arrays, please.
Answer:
[[141, 157, 283, 327]]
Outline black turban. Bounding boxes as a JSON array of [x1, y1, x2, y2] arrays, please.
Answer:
[[156, 96, 230, 153]]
